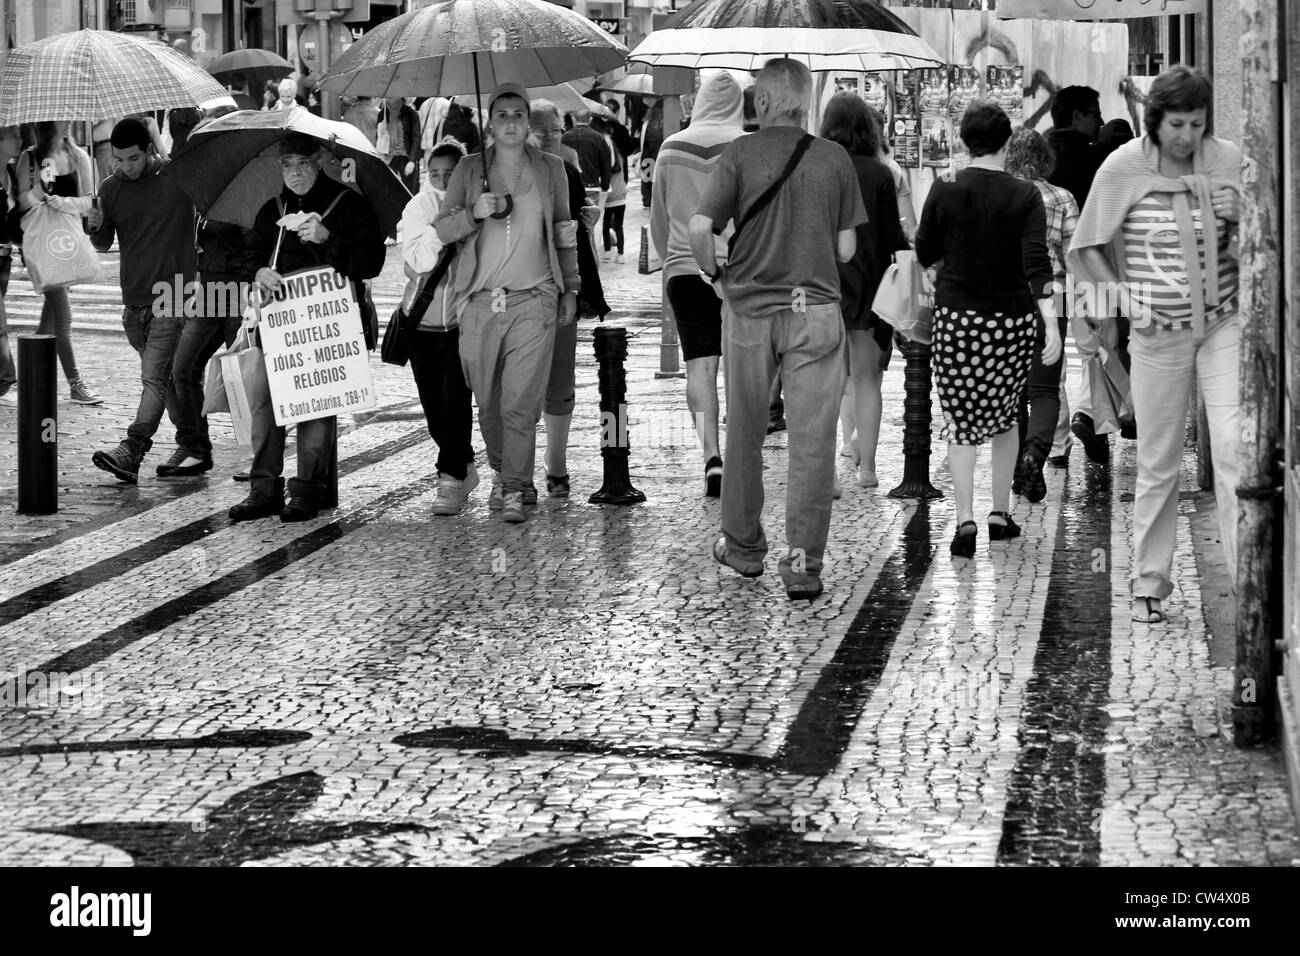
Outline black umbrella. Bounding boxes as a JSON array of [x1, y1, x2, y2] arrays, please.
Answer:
[[207, 48, 295, 89]]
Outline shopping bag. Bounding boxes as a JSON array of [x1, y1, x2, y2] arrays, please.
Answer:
[[20, 203, 102, 293], [872, 250, 932, 344], [201, 355, 229, 415], [212, 323, 268, 446], [1086, 346, 1134, 436], [638, 223, 662, 275]]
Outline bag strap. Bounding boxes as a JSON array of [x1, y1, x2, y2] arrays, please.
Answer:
[[405, 244, 457, 327], [727, 133, 813, 260]]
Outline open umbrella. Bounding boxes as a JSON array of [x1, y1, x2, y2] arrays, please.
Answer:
[[628, 0, 946, 72], [207, 48, 295, 89], [163, 107, 409, 234], [318, 0, 627, 99], [593, 73, 657, 96], [0, 29, 229, 125]]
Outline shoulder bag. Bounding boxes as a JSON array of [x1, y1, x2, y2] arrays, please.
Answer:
[[381, 243, 457, 367], [725, 133, 814, 261]]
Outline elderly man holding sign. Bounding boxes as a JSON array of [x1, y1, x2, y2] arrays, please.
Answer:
[[229, 133, 386, 523]]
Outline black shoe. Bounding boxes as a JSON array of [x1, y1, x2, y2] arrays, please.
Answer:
[[1048, 454, 1069, 468], [280, 496, 318, 522], [91, 444, 141, 484], [950, 520, 977, 558], [229, 493, 283, 522], [1020, 452, 1047, 503], [1071, 413, 1110, 464], [704, 456, 722, 498], [988, 511, 1022, 541], [766, 417, 787, 435], [1011, 458, 1024, 496], [1119, 417, 1137, 441]]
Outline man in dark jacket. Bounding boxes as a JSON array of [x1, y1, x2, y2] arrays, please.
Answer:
[[1043, 85, 1104, 209], [229, 133, 385, 522], [561, 108, 611, 192], [0, 124, 23, 404], [87, 117, 199, 483]]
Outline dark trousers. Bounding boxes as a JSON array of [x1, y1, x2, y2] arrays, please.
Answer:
[[1018, 313, 1069, 459], [172, 288, 243, 457], [640, 179, 652, 208], [602, 204, 625, 254], [0, 253, 14, 393], [410, 328, 474, 481]]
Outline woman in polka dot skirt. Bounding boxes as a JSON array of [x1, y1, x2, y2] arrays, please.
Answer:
[[916, 102, 1062, 557]]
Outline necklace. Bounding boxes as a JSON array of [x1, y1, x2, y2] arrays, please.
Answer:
[[490, 153, 525, 221]]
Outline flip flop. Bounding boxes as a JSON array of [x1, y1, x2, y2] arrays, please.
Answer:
[[1131, 596, 1165, 624]]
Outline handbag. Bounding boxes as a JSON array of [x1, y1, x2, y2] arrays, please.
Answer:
[[21, 202, 102, 293], [637, 223, 662, 275], [211, 321, 267, 446], [872, 250, 933, 345], [382, 244, 457, 366]]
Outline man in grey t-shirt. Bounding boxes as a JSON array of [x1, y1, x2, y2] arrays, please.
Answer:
[[690, 58, 866, 601]]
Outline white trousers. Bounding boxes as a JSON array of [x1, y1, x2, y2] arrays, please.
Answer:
[[1128, 318, 1240, 598]]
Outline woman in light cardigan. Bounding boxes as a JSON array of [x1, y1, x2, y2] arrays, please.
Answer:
[[1069, 65, 1242, 624]]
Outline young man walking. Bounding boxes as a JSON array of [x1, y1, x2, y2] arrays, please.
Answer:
[[87, 118, 200, 483], [435, 83, 580, 523], [690, 59, 866, 600]]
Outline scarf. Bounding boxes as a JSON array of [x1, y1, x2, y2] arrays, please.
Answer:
[[1067, 134, 1242, 346]]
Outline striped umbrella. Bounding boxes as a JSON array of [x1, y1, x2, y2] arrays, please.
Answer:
[[317, 0, 628, 100], [0, 30, 230, 126], [628, 0, 946, 72]]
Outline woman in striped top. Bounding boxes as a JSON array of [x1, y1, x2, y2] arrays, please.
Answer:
[[1070, 66, 1242, 625]]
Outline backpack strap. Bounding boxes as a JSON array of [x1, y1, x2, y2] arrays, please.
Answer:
[[726, 133, 813, 260]]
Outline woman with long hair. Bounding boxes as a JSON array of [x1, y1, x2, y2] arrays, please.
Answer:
[[15, 121, 102, 404], [1070, 66, 1242, 624], [819, 92, 909, 489], [591, 115, 628, 264], [916, 102, 1060, 557]]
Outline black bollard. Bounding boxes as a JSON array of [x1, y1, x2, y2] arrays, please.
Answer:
[[588, 326, 646, 506], [888, 337, 943, 501], [17, 334, 58, 515]]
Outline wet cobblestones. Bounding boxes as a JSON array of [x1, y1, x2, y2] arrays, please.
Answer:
[[0, 205, 1295, 866]]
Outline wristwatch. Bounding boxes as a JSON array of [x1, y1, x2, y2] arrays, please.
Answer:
[[699, 264, 724, 284]]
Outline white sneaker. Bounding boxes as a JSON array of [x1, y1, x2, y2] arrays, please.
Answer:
[[0, 391, 16, 406], [832, 476, 842, 500], [615, 253, 625, 265], [501, 490, 526, 523], [431, 464, 480, 516]]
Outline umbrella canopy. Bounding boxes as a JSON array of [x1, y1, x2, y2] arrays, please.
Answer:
[[593, 73, 657, 96], [207, 48, 295, 88], [163, 107, 409, 234], [998, 0, 1205, 18], [317, 0, 628, 99], [628, 0, 946, 72], [0, 29, 230, 125], [453, 82, 614, 119]]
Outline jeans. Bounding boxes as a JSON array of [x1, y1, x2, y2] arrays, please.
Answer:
[[410, 328, 475, 481], [720, 299, 846, 571], [1129, 318, 1240, 598], [1018, 314, 1068, 460], [121, 306, 185, 458], [249, 391, 336, 503], [458, 290, 557, 493], [37, 286, 78, 382], [171, 304, 242, 458]]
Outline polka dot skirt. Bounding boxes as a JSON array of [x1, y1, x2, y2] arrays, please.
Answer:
[[931, 305, 1037, 445]]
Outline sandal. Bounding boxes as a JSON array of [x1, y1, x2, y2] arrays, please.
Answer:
[[987, 511, 1022, 541], [1131, 596, 1165, 624], [950, 520, 977, 558]]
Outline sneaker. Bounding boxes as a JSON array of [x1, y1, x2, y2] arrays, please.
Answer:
[[778, 556, 824, 601], [431, 465, 480, 516], [156, 448, 213, 477], [1020, 451, 1047, 503], [521, 482, 538, 506], [488, 472, 504, 510], [546, 474, 570, 498], [91, 443, 140, 484], [766, 416, 787, 435], [704, 456, 722, 498], [501, 490, 527, 523], [712, 536, 763, 577], [601, 252, 612, 263], [1048, 454, 1069, 468], [832, 476, 842, 500], [0, 390, 16, 407], [69, 376, 103, 405], [615, 253, 625, 265]]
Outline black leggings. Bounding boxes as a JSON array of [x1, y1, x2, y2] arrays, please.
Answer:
[[602, 204, 625, 254]]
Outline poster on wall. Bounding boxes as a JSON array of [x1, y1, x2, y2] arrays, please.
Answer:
[[947, 66, 980, 122], [921, 114, 950, 167], [917, 69, 948, 114], [862, 73, 888, 114], [893, 71, 918, 118], [892, 115, 920, 168], [832, 74, 860, 98], [987, 65, 1024, 122]]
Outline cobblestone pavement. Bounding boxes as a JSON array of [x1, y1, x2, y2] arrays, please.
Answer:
[[0, 205, 1295, 867]]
